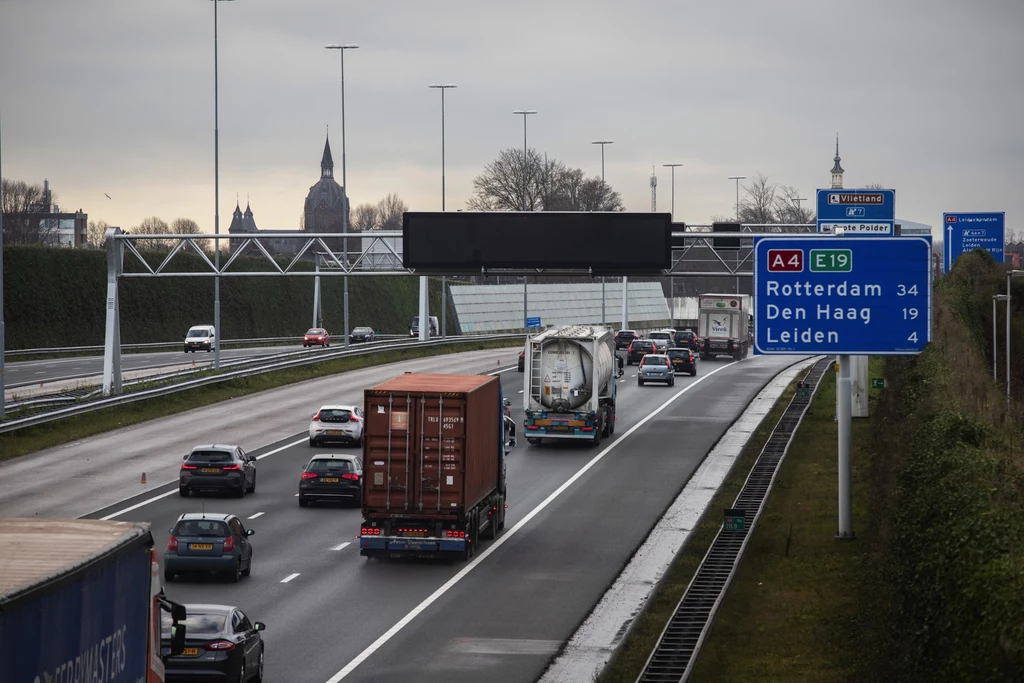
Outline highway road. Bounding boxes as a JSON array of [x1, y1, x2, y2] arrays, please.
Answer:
[[4, 344, 310, 388], [1, 346, 808, 683]]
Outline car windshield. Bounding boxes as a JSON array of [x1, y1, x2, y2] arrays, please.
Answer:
[[353, 328, 370, 334], [649, 332, 670, 339], [161, 611, 227, 638], [634, 342, 653, 350], [174, 519, 229, 537], [306, 329, 324, 335], [187, 329, 208, 338], [307, 459, 357, 473], [667, 350, 690, 359], [188, 450, 233, 463], [643, 357, 668, 366], [318, 408, 352, 423]]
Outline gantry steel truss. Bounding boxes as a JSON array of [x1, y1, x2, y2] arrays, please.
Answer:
[[99, 224, 814, 394]]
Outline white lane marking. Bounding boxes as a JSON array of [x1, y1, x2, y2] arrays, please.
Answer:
[[294, 493, 300, 497], [517, 390, 524, 394], [35, 371, 45, 375], [248, 512, 265, 520], [324, 359, 739, 682], [487, 365, 517, 376], [280, 573, 301, 583], [332, 542, 351, 551], [99, 436, 307, 520]]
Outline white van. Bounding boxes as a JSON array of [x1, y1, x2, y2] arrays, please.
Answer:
[[184, 325, 217, 353]]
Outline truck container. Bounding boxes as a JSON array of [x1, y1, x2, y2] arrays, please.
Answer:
[[523, 325, 617, 445], [359, 373, 511, 560], [697, 293, 752, 360], [0, 517, 173, 683]]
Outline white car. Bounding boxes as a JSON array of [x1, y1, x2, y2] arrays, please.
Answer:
[[309, 405, 364, 447]]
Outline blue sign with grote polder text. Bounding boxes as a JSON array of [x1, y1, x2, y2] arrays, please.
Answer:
[[754, 236, 931, 355], [942, 212, 1004, 272], [816, 188, 896, 236]]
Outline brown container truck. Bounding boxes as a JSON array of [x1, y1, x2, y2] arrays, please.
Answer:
[[359, 373, 515, 561]]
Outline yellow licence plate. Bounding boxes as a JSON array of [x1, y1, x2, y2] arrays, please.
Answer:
[[182, 647, 199, 656], [189, 543, 214, 550], [321, 477, 339, 483], [201, 468, 219, 473], [326, 430, 342, 435]]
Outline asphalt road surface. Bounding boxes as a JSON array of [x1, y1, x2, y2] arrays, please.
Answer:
[[4, 344, 309, 387], [1, 346, 807, 683]]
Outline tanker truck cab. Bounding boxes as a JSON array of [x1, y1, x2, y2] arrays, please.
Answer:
[[522, 325, 617, 446]]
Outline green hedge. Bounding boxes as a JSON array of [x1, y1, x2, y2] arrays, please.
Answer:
[[2, 246, 445, 349], [864, 251, 1024, 682]]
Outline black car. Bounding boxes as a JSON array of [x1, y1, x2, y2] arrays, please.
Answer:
[[667, 347, 697, 376], [299, 454, 362, 507], [350, 326, 375, 343], [626, 339, 655, 365], [179, 445, 257, 498], [161, 604, 265, 683], [518, 350, 525, 372], [615, 329, 639, 350], [673, 330, 699, 352], [164, 513, 255, 582]]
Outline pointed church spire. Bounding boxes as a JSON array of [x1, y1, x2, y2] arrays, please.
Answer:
[[830, 134, 844, 189], [321, 131, 334, 179]]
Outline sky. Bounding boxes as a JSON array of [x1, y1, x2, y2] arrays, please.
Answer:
[[1, 0, 1022, 239]]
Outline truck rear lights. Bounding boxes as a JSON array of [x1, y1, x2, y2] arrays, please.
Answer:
[[526, 425, 539, 431], [167, 535, 178, 551], [361, 527, 381, 535], [205, 640, 235, 651], [445, 530, 466, 538], [582, 427, 594, 432]]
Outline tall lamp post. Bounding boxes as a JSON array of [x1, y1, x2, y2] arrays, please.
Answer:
[[728, 175, 746, 294], [210, 0, 235, 371], [593, 140, 614, 324], [664, 163, 683, 329], [514, 110, 537, 331], [429, 84, 456, 338], [325, 43, 358, 349]]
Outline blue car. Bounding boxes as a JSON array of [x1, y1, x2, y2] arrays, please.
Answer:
[[164, 513, 255, 583]]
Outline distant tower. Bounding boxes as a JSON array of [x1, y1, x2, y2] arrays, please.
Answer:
[[831, 134, 845, 189], [650, 166, 657, 211]]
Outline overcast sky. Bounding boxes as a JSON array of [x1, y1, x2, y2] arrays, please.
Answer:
[[1, 0, 1021, 238]]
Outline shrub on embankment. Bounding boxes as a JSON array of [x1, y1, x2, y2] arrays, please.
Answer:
[[864, 250, 1024, 682], [2, 245, 443, 349]]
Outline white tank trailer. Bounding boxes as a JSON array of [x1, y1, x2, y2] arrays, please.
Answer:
[[522, 325, 618, 446]]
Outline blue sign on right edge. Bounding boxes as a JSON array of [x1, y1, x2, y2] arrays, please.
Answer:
[[754, 236, 932, 355], [942, 212, 1005, 273]]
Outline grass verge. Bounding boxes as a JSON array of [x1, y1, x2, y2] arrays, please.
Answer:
[[0, 340, 518, 462], [597, 362, 814, 682]]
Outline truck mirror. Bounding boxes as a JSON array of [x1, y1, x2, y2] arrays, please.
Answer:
[[171, 603, 186, 621], [169, 624, 187, 656]]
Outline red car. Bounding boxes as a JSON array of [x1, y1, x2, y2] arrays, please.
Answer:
[[303, 328, 330, 347]]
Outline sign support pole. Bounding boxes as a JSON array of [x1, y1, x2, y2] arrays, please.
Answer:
[[313, 257, 322, 329], [418, 276, 429, 341], [837, 354, 854, 539]]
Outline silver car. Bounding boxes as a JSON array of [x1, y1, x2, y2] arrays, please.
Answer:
[[647, 330, 673, 352], [638, 354, 675, 387]]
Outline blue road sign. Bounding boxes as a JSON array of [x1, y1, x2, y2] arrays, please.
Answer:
[[942, 212, 1005, 272], [526, 316, 542, 328], [754, 236, 931, 355], [816, 188, 896, 236]]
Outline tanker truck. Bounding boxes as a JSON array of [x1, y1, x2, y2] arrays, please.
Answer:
[[523, 325, 617, 446]]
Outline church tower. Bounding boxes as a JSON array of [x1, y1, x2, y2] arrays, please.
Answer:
[[303, 133, 353, 258], [831, 135, 845, 189]]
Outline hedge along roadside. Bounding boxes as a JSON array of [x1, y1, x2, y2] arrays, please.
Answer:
[[1, 245, 447, 350], [0, 340, 519, 463]]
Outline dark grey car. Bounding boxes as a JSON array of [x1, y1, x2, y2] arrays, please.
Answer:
[[638, 354, 675, 386], [299, 454, 362, 507], [160, 604, 265, 682], [164, 513, 255, 583], [179, 445, 256, 498], [349, 326, 376, 343]]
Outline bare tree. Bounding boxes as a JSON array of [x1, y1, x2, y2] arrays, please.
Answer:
[[862, 182, 885, 189], [352, 203, 379, 232], [2, 177, 59, 245], [376, 194, 407, 231], [773, 185, 815, 225], [738, 174, 778, 225], [171, 217, 209, 252], [87, 219, 110, 249], [467, 147, 547, 211], [132, 216, 172, 251]]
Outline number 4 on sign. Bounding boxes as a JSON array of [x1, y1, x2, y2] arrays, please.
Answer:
[[767, 249, 803, 273]]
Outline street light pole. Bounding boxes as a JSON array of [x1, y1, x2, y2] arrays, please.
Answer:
[[728, 175, 746, 294], [326, 43, 358, 348], [993, 294, 1008, 383], [593, 140, 614, 325], [514, 110, 537, 331], [430, 84, 457, 339], [664, 163, 683, 329], [210, 0, 235, 371]]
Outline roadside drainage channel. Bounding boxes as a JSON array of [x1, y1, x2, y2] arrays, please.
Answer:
[[635, 356, 831, 683], [538, 355, 824, 683]]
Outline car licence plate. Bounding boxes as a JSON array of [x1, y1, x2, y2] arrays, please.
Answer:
[[326, 430, 342, 435], [321, 477, 339, 483], [164, 647, 200, 656], [189, 543, 214, 550], [201, 468, 219, 473]]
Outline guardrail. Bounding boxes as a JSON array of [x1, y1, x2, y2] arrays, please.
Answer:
[[0, 334, 524, 435], [4, 334, 408, 358]]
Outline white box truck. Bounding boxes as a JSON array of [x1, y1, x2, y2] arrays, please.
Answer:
[[697, 294, 751, 360]]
